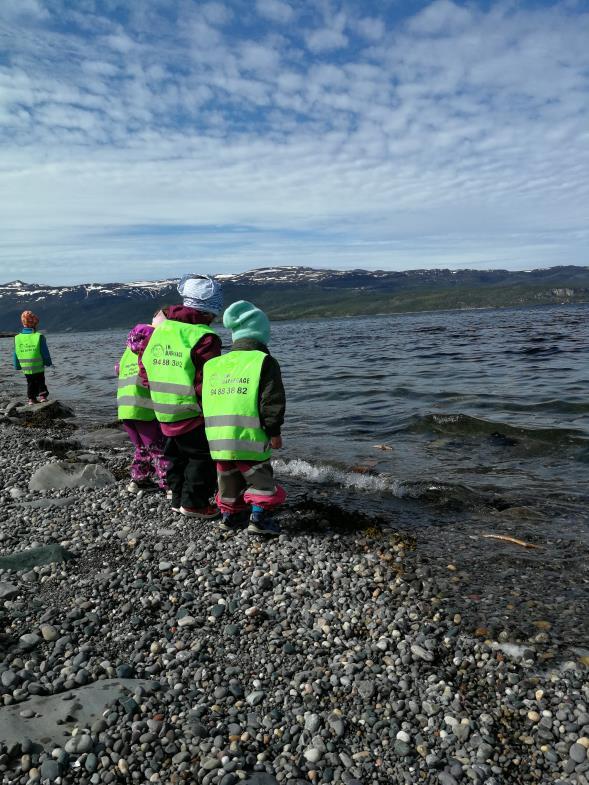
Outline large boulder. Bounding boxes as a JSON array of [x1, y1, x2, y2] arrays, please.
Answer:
[[0, 582, 19, 600], [0, 544, 74, 572], [15, 400, 75, 423], [0, 679, 155, 748], [4, 398, 23, 417], [29, 461, 116, 491]]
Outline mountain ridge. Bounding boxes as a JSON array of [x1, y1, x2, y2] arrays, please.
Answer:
[[1, 265, 587, 332]]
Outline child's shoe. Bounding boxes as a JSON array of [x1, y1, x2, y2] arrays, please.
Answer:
[[247, 507, 280, 536], [27, 399, 38, 406], [38, 394, 48, 402], [128, 480, 153, 494], [180, 504, 219, 519], [218, 511, 248, 532]]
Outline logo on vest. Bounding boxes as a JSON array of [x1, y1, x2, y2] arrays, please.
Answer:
[[149, 342, 184, 368]]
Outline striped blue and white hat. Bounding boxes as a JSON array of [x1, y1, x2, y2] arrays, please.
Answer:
[[177, 274, 224, 315]]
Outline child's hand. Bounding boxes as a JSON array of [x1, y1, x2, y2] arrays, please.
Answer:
[[270, 436, 283, 449]]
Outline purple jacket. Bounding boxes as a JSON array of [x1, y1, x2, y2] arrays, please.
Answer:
[[115, 324, 154, 386]]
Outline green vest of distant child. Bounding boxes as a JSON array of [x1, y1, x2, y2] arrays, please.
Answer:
[[202, 350, 271, 461], [116, 348, 156, 421], [142, 321, 217, 422], [14, 332, 44, 375]]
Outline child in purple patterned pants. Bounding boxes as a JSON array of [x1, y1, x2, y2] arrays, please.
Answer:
[[122, 419, 169, 490], [117, 323, 170, 493]]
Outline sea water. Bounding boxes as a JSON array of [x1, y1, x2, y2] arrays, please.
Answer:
[[46, 303, 589, 512]]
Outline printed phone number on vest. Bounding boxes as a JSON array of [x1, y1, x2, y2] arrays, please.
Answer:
[[210, 385, 249, 396], [151, 358, 184, 368]]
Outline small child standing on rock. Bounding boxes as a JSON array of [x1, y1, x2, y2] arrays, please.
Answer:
[[202, 300, 286, 536], [13, 311, 52, 405], [117, 323, 169, 493]]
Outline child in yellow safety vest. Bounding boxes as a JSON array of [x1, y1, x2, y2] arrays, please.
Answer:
[[13, 311, 52, 404], [143, 275, 224, 518], [116, 323, 170, 493], [202, 301, 286, 536]]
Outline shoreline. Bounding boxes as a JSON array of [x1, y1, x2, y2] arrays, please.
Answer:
[[0, 377, 588, 783]]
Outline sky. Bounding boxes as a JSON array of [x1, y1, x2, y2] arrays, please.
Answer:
[[0, 0, 588, 284]]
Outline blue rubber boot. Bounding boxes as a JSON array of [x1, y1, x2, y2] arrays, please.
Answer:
[[247, 505, 281, 536]]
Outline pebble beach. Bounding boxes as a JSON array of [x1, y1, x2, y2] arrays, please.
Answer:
[[0, 377, 588, 785]]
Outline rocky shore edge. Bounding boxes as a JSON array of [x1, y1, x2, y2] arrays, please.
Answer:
[[0, 388, 588, 785]]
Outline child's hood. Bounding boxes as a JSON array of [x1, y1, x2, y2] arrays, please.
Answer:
[[127, 323, 154, 354], [164, 305, 214, 325]]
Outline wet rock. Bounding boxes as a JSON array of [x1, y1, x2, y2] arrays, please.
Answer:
[[411, 643, 434, 662], [29, 461, 116, 491], [19, 633, 41, 650], [438, 774, 459, 785], [16, 400, 75, 422], [0, 679, 152, 749], [64, 734, 93, 754], [39, 624, 58, 642], [0, 544, 74, 571], [570, 743, 588, 763], [40, 759, 61, 781], [0, 582, 19, 600], [246, 691, 265, 706]]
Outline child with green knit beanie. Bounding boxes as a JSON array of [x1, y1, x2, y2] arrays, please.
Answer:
[[202, 300, 286, 535]]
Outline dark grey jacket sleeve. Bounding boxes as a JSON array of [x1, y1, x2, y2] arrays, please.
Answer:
[[258, 356, 286, 437]]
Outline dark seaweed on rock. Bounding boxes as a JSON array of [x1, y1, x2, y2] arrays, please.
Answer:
[[403, 411, 589, 445]]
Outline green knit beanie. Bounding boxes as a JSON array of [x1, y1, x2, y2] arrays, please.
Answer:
[[223, 300, 270, 344]]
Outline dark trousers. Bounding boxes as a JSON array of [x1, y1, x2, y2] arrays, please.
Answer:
[[26, 372, 48, 401], [163, 426, 217, 509]]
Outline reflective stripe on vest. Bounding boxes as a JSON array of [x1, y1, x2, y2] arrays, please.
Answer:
[[116, 348, 156, 421], [202, 350, 271, 461], [142, 321, 218, 423], [14, 332, 44, 375]]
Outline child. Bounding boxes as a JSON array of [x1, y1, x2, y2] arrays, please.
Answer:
[[142, 274, 223, 517], [202, 300, 286, 536], [117, 323, 169, 493], [13, 311, 52, 404]]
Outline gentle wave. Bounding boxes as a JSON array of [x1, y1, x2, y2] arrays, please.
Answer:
[[273, 458, 407, 496], [272, 457, 486, 510]]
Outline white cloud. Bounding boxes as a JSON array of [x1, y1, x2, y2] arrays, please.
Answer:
[[256, 0, 294, 25], [408, 0, 474, 35], [201, 2, 232, 26], [0, 0, 587, 282], [0, 0, 48, 20], [239, 42, 281, 73], [355, 16, 385, 41], [305, 28, 348, 54]]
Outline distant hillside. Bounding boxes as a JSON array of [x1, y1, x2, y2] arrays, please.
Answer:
[[0, 265, 587, 332]]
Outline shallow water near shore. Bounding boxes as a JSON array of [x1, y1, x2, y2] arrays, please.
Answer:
[[19, 303, 589, 651]]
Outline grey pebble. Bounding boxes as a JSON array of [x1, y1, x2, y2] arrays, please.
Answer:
[[570, 743, 588, 764], [40, 760, 61, 781], [64, 734, 93, 754]]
